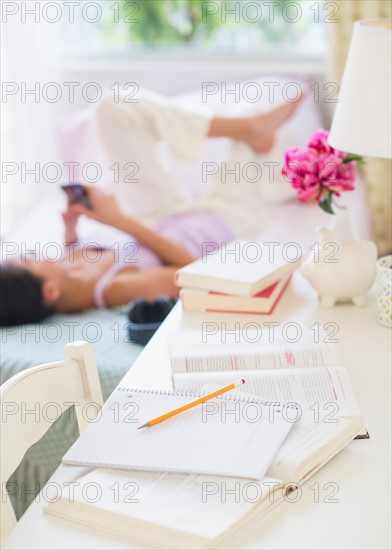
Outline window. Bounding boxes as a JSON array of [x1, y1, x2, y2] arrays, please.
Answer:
[[61, 0, 328, 57]]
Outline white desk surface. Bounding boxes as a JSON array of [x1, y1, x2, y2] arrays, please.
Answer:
[[4, 274, 391, 549]]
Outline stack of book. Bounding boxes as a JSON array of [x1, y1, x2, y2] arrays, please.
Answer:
[[175, 240, 302, 315]]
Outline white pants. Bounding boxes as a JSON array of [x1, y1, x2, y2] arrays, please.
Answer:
[[95, 89, 289, 238]]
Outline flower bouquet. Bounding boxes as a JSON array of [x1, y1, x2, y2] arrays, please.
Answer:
[[282, 129, 363, 214]]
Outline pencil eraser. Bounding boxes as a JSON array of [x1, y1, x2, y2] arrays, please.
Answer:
[[241, 379, 245, 384]]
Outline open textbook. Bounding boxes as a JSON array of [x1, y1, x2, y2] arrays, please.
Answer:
[[169, 332, 342, 377], [169, 332, 368, 437], [46, 414, 363, 549]]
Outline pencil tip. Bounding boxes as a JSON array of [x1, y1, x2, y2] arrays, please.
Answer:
[[137, 423, 150, 429]]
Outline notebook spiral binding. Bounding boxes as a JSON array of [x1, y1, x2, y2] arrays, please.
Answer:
[[117, 386, 281, 406]]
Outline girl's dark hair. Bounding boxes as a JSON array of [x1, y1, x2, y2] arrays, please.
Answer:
[[0, 265, 55, 326]]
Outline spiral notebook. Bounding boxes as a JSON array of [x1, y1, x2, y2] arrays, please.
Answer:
[[63, 386, 293, 480]]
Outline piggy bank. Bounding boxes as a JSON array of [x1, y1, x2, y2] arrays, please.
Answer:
[[302, 227, 377, 307]]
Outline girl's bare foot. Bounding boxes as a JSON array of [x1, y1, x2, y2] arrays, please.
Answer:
[[208, 91, 306, 153], [246, 94, 306, 153]]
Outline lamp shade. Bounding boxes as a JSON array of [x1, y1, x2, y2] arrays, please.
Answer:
[[328, 19, 392, 159]]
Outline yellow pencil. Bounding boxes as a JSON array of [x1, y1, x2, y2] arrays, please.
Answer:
[[137, 379, 245, 429]]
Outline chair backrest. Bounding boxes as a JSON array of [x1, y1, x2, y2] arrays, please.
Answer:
[[0, 341, 103, 540]]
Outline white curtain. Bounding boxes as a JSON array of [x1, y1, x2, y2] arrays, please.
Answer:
[[1, 4, 62, 237]]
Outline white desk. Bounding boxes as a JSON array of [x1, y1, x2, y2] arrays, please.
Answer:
[[4, 274, 391, 549]]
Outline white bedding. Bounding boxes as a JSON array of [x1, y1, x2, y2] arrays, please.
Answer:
[[5, 75, 373, 251]]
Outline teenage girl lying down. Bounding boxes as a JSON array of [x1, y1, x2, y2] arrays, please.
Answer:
[[0, 89, 303, 326]]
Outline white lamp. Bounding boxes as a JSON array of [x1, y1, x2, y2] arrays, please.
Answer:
[[328, 19, 392, 159]]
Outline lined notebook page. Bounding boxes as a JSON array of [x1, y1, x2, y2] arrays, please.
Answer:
[[63, 388, 293, 480]]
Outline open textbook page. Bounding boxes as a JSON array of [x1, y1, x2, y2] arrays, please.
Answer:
[[174, 366, 362, 420], [267, 415, 363, 482], [169, 332, 341, 376], [46, 468, 281, 547]]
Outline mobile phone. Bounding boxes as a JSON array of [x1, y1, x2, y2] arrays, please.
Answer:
[[61, 184, 91, 208]]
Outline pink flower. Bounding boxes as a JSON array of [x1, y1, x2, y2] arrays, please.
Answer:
[[307, 128, 334, 155], [282, 129, 358, 212]]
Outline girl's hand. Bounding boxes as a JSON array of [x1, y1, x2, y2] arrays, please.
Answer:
[[62, 203, 79, 243], [72, 187, 125, 228]]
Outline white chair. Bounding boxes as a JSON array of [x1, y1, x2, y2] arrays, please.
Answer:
[[0, 341, 103, 541]]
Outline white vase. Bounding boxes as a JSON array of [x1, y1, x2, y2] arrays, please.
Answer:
[[328, 205, 359, 241], [301, 206, 378, 307]]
